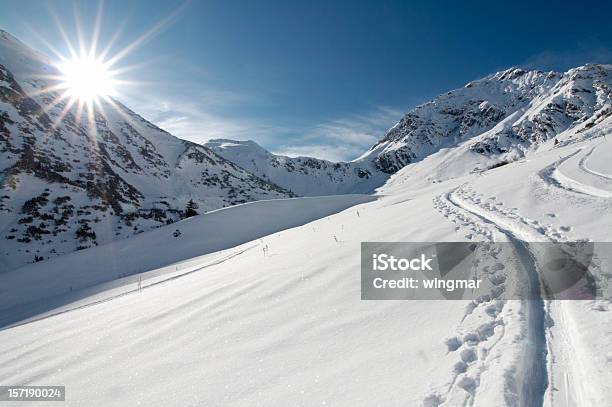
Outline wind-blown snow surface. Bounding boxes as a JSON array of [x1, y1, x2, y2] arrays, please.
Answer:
[[1, 122, 611, 406]]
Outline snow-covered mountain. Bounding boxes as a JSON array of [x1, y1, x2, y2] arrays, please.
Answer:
[[1, 25, 611, 273], [1, 27, 612, 407], [0, 29, 294, 271], [360, 65, 612, 175], [205, 138, 385, 196], [208, 65, 611, 196]]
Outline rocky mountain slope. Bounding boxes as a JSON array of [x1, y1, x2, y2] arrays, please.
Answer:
[[360, 65, 612, 175], [0, 30, 293, 271]]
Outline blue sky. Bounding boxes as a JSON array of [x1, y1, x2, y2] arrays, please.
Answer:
[[2, 0, 611, 161]]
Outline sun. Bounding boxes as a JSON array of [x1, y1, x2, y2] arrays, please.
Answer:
[[29, 1, 187, 131], [57, 55, 117, 104]]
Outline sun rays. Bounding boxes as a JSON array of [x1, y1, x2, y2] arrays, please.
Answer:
[[25, 0, 188, 137]]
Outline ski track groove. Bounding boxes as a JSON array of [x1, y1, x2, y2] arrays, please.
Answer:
[[543, 148, 612, 199], [430, 183, 561, 407], [579, 143, 612, 181]]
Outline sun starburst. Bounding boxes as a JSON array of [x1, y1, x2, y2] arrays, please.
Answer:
[[26, 0, 188, 135]]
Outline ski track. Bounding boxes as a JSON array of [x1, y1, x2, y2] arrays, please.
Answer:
[[579, 143, 612, 181], [543, 148, 612, 199], [445, 186, 550, 407], [440, 151, 612, 407], [428, 182, 575, 407], [449, 185, 572, 243]]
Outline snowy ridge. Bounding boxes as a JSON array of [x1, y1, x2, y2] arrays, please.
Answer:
[[205, 138, 385, 196]]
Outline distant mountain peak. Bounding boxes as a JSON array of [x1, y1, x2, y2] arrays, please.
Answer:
[[205, 138, 385, 196], [206, 138, 272, 157]]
